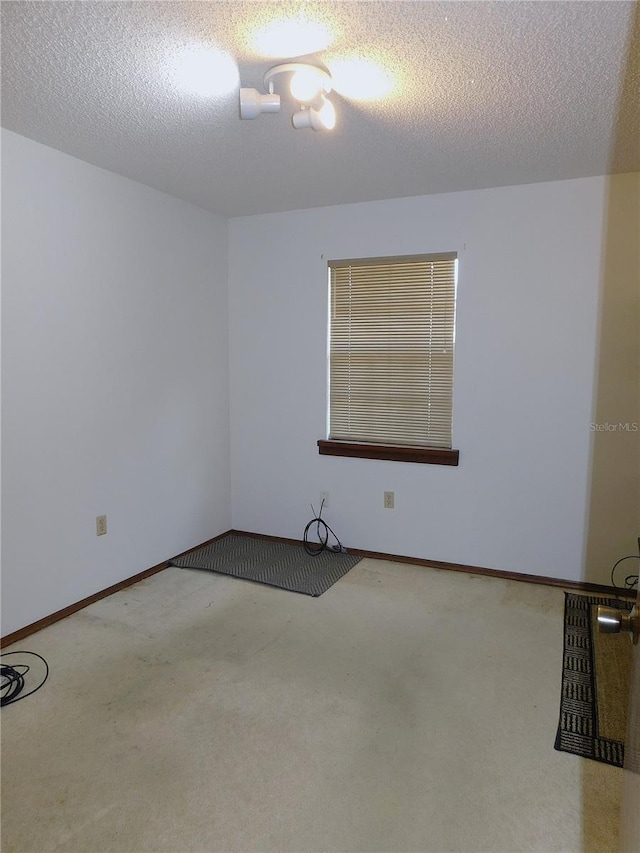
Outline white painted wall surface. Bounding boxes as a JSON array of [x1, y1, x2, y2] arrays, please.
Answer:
[[229, 177, 609, 583], [1, 130, 230, 636]]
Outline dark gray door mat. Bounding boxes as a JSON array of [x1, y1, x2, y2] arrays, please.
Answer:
[[554, 592, 632, 767], [170, 534, 362, 597]]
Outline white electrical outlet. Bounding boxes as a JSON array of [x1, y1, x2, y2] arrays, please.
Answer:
[[384, 491, 395, 509], [320, 491, 329, 509], [96, 515, 107, 536]]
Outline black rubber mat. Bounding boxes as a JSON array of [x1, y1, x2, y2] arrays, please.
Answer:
[[171, 534, 361, 597], [554, 592, 632, 767]]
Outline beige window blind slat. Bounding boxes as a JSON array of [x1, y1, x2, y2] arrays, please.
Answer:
[[328, 254, 456, 449]]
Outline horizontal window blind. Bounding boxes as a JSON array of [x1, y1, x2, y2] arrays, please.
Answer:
[[328, 253, 456, 448]]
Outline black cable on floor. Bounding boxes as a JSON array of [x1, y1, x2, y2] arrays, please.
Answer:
[[1, 651, 49, 707], [609, 554, 639, 612], [303, 498, 347, 556]]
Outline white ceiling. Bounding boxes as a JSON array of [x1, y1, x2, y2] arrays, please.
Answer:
[[2, 1, 638, 217]]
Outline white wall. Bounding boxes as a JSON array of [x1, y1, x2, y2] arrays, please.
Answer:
[[2, 133, 633, 635], [229, 177, 613, 584], [1, 130, 230, 636]]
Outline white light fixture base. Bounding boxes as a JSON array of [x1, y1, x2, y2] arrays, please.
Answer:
[[263, 62, 332, 98]]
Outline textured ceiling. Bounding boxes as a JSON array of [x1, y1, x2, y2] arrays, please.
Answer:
[[2, 1, 638, 217]]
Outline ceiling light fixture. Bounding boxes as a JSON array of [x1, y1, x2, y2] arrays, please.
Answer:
[[240, 62, 336, 131]]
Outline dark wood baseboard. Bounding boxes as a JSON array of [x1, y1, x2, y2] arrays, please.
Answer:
[[342, 546, 635, 598], [4, 529, 633, 647], [231, 529, 634, 599], [0, 531, 230, 648], [229, 529, 305, 547]]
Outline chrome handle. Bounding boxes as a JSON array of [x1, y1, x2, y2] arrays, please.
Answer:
[[597, 603, 639, 644]]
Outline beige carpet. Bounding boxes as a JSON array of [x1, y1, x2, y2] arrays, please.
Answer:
[[1, 559, 624, 852]]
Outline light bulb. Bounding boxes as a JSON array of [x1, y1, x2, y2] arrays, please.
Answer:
[[290, 67, 324, 102], [316, 97, 336, 130], [292, 96, 336, 131]]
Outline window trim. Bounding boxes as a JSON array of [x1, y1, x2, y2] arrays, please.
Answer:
[[317, 439, 459, 466]]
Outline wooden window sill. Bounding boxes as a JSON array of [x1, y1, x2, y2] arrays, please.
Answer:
[[317, 440, 459, 465]]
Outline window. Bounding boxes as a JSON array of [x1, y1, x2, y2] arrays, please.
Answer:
[[318, 253, 459, 465]]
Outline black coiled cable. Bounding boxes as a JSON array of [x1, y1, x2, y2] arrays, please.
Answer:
[[1, 651, 49, 707], [303, 499, 346, 556]]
